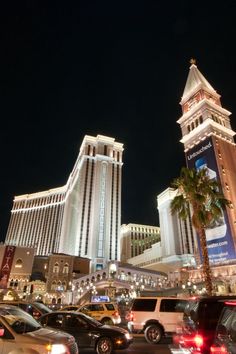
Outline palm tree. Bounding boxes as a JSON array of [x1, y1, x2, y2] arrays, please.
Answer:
[[170, 167, 230, 296]]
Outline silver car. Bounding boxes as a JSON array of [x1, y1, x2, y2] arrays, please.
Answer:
[[0, 304, 79, 354]]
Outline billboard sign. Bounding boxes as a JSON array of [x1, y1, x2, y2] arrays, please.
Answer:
[[186, 137, 236, 264]]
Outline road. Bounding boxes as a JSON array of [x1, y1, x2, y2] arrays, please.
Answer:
[[80, 335, 172, 354], [122, 335, 172, 354]]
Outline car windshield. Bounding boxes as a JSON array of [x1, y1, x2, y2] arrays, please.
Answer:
[[33, 302, 52, 314], [0, 308, 42, 333]]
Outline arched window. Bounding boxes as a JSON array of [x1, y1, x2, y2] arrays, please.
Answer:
[[63, 263, 69, 274], [57, 281, 63, 291], [120, 271, 125, 280], [15, 259, 23, 268], [53, 263, 59, 273], [51, 281, 57, 290]]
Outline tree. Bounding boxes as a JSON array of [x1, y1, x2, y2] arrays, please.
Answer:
[[170, 167, 231, 296]]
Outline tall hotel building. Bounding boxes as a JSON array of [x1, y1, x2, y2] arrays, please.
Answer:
[[178, 62, 236, 265], [120, 223, 160, 262], [5, 135, 123, 272]]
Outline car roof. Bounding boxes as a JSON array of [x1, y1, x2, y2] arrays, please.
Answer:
[[0, 304, 23, 309], [82, 302, 116, 305], [132, 296, 188, 300], [189, 296, 236, 303], [0, 301, 37, 305], [0, 304, 30, 315], [42, 310, 85, 315]]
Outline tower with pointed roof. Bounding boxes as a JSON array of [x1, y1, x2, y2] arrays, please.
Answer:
[[177, 62, 236, 265]]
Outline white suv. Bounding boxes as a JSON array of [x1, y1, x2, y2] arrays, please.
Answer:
[[127, 296, 188, 343], [0, 304, 79, 354]]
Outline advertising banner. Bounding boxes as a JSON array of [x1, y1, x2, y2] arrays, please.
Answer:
[[186, 137, 236, 264], [0, 246, 16, 288]]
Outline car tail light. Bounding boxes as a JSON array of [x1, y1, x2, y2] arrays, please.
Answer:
[[178, 333, 204, 349], [210, 344, 229, 353], [193, 334, 204, 348], [224, 301, 236, 306]]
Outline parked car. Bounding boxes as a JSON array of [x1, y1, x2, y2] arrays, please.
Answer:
[[170, 295, 236, 354], [0, 301, 52, 319], [127, 296, 188, 343], [38, 310, 133, 354], [77, 302, 121, 325], [0, 304, 78, 354], [210, 300, 236, 353]]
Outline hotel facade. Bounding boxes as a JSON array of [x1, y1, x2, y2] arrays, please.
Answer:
[[5, 135, 124, 272]]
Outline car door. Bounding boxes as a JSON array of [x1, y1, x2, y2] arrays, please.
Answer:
[[0, 319, 18, 354], [91, 304, 105, 321], [63, 314, 92, 348], [41, 313, 64, 330], [80, 304, 102, 320], [158, 299, 187, 332]]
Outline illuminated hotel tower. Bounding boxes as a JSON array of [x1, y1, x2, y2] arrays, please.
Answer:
[[5, 135, 123, 272], [177, 62, 236, 264]]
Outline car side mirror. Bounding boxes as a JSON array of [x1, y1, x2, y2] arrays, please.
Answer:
[[0, 328, 5, 337]]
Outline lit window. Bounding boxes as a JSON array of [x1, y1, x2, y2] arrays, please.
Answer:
[[53, 263, 59, 273], [63, 264, 69, 274], [15, 259, 23, 268]]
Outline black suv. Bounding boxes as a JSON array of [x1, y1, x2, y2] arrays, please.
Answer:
[[210, 300, 236, 353], [170, 296, 236, 354]]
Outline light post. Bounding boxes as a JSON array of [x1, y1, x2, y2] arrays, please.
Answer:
[[71, 284, 75, 304]]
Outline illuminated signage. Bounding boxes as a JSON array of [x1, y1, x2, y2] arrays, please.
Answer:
[[186, 137, 236, 264], [0, 246, 16, 289]]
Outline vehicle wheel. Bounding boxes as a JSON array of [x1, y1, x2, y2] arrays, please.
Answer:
[[100, 317, 113, 325], [96, 337, 113, 354], [144, 324, 163, 344]]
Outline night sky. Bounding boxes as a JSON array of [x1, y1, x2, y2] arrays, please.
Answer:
[[1, 1, 236, 242]]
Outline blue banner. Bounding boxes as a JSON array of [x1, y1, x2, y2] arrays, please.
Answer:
[[186, 137, 236, 264]]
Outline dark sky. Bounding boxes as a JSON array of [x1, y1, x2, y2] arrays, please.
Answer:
[[1, 1, 236, 242]]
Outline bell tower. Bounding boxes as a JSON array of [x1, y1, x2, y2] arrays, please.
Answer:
[[177, 60, 236, 264]]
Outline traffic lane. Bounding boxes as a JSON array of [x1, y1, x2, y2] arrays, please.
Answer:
[[123, 335, 172, 353], [80, 335, 172, 354]]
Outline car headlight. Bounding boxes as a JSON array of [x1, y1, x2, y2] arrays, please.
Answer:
[[46, 344, 69, 354], [125, 333, 132, 340]]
